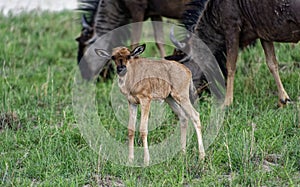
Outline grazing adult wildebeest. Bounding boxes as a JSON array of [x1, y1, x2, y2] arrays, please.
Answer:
[[76, 0, 192, 79], [94, 44, 205, 165], [175, 0, 300, 107]]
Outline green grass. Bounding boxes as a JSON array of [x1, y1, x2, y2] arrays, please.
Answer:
[[0, 11, 300, 186]]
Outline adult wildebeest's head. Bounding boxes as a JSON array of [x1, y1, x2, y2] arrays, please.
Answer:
[[75, 15, 94, 45], [76, 0, 102, 63], [76, 15, 97, 63], [165, 27, 192, 63]]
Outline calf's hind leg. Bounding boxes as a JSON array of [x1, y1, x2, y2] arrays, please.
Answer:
[[165, 97, 188, 153], [180, 97, 205, 160]]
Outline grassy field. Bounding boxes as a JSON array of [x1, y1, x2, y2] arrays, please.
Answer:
[[0, 11, 299, 186]]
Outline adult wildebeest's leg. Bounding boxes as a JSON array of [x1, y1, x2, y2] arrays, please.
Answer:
[[151, 16, 166, 57], [128, 103, 137, 163], [128, 4, 146, 50], [131, 21, 144, 50], [139, 98, 151, 165], [260, 40, 291, 107], [224, 31, 240, 106], [165, 97, 188, 152], [124, 0, 148, 50]]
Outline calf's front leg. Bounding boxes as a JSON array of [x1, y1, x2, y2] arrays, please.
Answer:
[[139, 98, 151, 166], [128, 103, 137, 164]]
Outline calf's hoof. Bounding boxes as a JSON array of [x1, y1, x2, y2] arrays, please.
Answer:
[[128, 157, 134, 164], [144, 159, 149, 167], [199, 152, 205, 160], [278, 98, 291, 108]]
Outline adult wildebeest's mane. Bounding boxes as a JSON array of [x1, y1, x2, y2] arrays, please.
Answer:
[[93, 0, 130, 38], [77, 0, 100, 26], [77, 0, 130, 46], [79, 0, 131, 54], [183, 0, 227, 78], [182, 0, 207, 32]]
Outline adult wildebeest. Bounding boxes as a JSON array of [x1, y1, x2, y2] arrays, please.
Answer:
[[76, 0, 191, 79], [175, 0, 300, 107], [77, 0, 191, 58], [95, 44, 205, 165]]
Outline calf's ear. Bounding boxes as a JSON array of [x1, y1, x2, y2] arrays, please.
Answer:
[[94, 49, 111, 59], [131, 44, 146, 57]]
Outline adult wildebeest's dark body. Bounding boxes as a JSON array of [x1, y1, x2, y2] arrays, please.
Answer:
[[76, 0, 191, 79], [183, 0, 300, 106], [77, 0, 191, 61]]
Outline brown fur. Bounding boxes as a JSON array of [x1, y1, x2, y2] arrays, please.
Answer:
[[95, 45, 205, 165]]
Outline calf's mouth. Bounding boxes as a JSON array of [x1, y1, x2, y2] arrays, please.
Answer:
[[117, 65, 127, 76]]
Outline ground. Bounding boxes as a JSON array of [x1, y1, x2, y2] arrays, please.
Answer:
[[0, 11, 299, 186]]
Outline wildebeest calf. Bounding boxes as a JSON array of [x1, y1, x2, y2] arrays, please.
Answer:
[[95, 44, 205, 165]]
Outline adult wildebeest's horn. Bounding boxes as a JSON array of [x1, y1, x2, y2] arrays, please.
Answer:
[[81, 14, 91, 29], [170, 26, 188, 49]]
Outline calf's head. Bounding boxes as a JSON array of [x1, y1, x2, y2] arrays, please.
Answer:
[[95, 44, 146, 76]]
